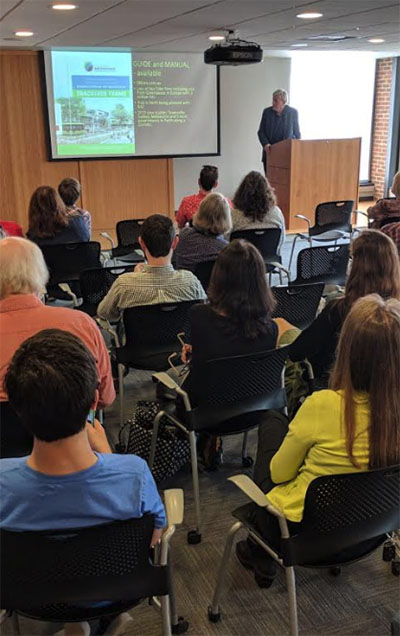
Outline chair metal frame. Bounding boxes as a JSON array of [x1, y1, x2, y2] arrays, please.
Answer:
[[208, 467, 400, 635], [288, 200, 354, 270], [1, 490, 187, 636], [150, 347, 289, 544]]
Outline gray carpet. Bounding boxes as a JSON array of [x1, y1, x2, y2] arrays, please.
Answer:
[[2, 235, 399, 636]]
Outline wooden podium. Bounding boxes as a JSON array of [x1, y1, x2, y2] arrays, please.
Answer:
[[266, 138, 361, 232]]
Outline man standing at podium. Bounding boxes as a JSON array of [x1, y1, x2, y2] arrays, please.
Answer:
[[258, 89, 301, 175]]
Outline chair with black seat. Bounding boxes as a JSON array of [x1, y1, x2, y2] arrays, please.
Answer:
[[40, 241, 102, 305], [271, 283, 324, 330], [150, 346, 289, 544], [230, 228, 283, 282], [101, 219, 145, 264], [289, 243, 350, 287], [0, 490, 187, 636], [288, 200, 354, 270], [113, 301, 200, 424], [0, 402, 33, 459], [208, 466, 400, 636], [193, 259, 216, 292], [79, 265, 134, 317]]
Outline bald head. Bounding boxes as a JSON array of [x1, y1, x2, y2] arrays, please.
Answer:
[[0, 237, 49, 299]]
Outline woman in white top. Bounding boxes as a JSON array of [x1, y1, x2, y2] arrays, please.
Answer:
[[231, 171, 285, 253]]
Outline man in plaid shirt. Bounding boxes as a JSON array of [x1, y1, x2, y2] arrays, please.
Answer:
[[98, 214, 206, 322]]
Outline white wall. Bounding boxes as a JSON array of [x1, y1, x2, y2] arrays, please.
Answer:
[[173, 56, 291, 207]]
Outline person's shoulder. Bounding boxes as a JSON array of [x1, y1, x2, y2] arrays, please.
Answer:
[[180, 193, 197, 205], [287, 105, 298, 114], [0, 456, 27, 476], [302, 389, 342, 413], [100, 452, 148, 476]]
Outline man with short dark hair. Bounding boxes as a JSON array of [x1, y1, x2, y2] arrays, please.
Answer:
[[258, 89, 301, 175], [176, 165, 232, 228], [0, 329, 165, 540], [97, 214, 206, 322]]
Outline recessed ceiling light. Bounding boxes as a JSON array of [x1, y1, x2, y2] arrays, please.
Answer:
[[52, 3, 78, 9], [209, 35, 225, 41], [291, 43, 308, 47], [14, 30, 34, 37], [368, 38, 385, 43], [296, 12, 323, 19]]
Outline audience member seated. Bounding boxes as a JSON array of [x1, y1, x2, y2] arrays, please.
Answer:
[[27, 185, 90, 246], [176, 165, 232, 229], [97, 214, 206, 323], [180, 239, 292, 403], [175, 193, 231, 271], [236, 294, 400, 587], [58, 177, 92, 235], [0, 328, 165, 635], [0, 237, 115, 408], [230, 171, 286, 253], [381, 221, 400, 255], [289, 229, 400, 388], [0, 220, 23, 237], [367, 170, 400, 228]]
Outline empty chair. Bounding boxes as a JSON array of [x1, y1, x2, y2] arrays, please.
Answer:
[[208, 467, 400, 636], [291, 243, 350, 287], [230, 228, 282, 280], [150, 346, 289, 544], [101, 219, 145, 263], [1, 490, 187, 636], [271, 283, 324, 330], [40, 241, 102, 300], [0, 402, 33, 459], [114, 300, 200, 423], [79, 265, 134, 317], [289, 200, 354, 270]]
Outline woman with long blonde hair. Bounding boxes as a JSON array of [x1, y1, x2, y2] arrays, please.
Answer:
[[236, 295, 400, 587]]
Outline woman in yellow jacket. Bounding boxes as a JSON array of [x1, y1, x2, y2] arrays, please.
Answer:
[[236, 294, 400, 587]]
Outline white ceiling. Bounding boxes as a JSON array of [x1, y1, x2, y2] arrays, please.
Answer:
[[0, 0, 399, 54]]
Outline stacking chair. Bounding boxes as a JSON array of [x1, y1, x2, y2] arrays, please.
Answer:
[[40, 241, 102, 304], [0, 402, 33, 459], [290, 243, 350, 287], [289, 200, 354, 270], [230, 228, 283, 281], [208, 466, 400, 636], [1, 490, 187, 636], [79, 265, 134, 317], [112, 300, 200, 424], [193, 259, 216, 292], [272, 283, 324, 330], [150, 346, 289, 544], [101, 219, 145, 263]]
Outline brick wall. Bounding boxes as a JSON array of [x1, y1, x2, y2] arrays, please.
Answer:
[[370, 58, 393, 199]]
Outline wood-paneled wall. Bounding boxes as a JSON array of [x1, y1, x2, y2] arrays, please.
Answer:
[[0, 50, 174, 246]]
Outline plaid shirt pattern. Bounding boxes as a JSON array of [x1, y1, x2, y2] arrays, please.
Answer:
[[380, 222, 400, 255], [97, 264, 206, 322]]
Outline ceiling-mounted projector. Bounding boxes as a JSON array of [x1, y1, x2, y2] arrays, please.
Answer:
[[204, 31, 263, 66]]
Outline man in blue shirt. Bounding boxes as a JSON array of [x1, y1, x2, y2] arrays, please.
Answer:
[[0, 328, 166, 545], [258, 89, 301, 175]]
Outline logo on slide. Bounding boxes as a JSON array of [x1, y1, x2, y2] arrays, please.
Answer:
[[84, 61, 93, 72]]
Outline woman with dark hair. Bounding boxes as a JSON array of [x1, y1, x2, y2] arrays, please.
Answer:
[[27, 186, 90, 246], [231, 171, 285, 252], [289, 229, 400, 386], [236, 294, 400, 587]]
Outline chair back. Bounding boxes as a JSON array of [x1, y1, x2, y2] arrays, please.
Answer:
[[1, 516, 169, 617], [188, 347, 288, 431], [282, 466, 400, 567], [41, 242, 102, 286], [116, 219, 144, 250], [312, 201, 353, 236], [193, 260, 216, 292], [0, 402, 33, 459], [292, 243, 350, 286], [79, 265, 134, 316], [117, 301, 200, 370], [272, 283, 324, 330], [230, 228, 281, 261]]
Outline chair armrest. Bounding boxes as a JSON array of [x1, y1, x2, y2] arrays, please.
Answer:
[[152, 372, 192, 411], [59, 283, 79, 307], [229, 475, 269, 508], [95, 317, 121, 348], [269, 261, 291, 282], [164, 488, 184, 526], [100, 231, 115, 249], [354, 210, 368, 218], [295, 214, 311, 229]]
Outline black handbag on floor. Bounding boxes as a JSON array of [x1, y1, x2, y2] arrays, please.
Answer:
[[116, 400, 190, 483]]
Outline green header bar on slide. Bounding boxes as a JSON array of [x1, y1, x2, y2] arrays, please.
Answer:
[[72, 89, 130, 97]]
